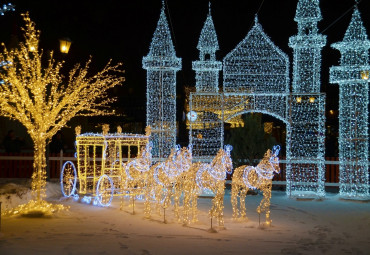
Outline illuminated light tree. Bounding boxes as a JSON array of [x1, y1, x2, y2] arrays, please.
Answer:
[[0, 13, 124, 215], [287, 0, 326, 197], [143, 1, 181, 159], [330, 6, 369, 199]]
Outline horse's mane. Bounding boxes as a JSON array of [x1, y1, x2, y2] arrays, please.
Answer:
[[259, 149, 272, 166], [210, 148, 225, 168]]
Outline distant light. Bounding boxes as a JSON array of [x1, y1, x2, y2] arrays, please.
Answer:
[[361, 70, 369, 80], [296, 97, 302, 103], [309, 97, 315, 103], [59, 38, 72, 54], [329, 110, 334, 115]]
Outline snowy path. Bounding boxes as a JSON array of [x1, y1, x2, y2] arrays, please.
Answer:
[[0, 183, 369, 255]]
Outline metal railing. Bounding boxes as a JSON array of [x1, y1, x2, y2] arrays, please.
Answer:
[[0, 152, 345, 183]]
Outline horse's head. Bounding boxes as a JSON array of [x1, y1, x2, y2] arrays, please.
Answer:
[[169, 145, 181, 161], [183, 144, 193, 161], [222, 145, 233, 174], [178, 145, 193, 170], [269, 145, 280, 174], [141, 142, 152, 159]]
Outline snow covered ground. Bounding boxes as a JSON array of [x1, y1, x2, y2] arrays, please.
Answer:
[[0, 181, 369, 255]]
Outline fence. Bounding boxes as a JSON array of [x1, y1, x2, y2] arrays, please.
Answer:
[[0, 152, 342, 183]]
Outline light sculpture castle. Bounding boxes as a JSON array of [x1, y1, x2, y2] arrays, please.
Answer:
[[330, 6, 369, 199], [287, 0, 326, 197], [144, 1, 368, 198], [143, 1, 181, 158]]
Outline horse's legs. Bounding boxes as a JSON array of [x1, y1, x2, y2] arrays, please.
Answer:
[[231, 182, 239, 219], [239, 187, 248, 220], [217, 191, 225, 227], [210, 184, 225, 227], [173, 183, 182, 221], [144, 183, 152, 218], [155, 185, 163, 215], [182, 190, 191, 225], [191, 189, 198, 223], [257, 182, 272, 226]]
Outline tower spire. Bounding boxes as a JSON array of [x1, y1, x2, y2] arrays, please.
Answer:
[[142, 3, 181, 158], [192, 2, 222, 92], [196, 3, 219, 52], [330, 6, 370, 199], [289, 0, 326, 93]]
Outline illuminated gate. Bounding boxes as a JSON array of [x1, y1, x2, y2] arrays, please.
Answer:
[[189, 15, 325, 198]]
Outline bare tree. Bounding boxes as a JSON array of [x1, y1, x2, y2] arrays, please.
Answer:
[[0, 13, 124, 208]]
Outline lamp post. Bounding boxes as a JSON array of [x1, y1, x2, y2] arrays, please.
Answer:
[[59, 38, 72, 54]]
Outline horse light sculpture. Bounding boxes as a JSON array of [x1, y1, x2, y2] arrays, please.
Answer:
[[120, 142, 152, 212], [180, 145, 233, 227], [231, 145, 280, 226], [150, 145, 193, 219]]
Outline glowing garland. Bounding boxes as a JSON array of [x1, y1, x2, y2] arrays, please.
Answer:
[[143, 1, 181, 159], [329, 6, 369, 199], [231, 146, 280, 226]]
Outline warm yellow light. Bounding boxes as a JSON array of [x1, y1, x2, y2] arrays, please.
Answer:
[[296, 97, 302, 103], [329, 110, 334, 115], [361, 70, 369, 80], [309, 97, 315, 103], [59, 38, 72, 54], [0, 13, 124, 216], [231, 148, 280, 226]]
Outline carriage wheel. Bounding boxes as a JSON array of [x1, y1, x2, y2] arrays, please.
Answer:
[[60, 161, 77, 197], [96, 174, 114, 207]]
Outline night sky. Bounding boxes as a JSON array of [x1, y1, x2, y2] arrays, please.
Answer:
[[0, 0, 369, 132]]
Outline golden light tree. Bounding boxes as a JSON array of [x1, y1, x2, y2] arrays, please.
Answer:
[[0, 13, 124, 215]]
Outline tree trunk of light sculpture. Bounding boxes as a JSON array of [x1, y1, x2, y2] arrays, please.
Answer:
[[0, 13, 124, 215], [32, 138, 47, 201]]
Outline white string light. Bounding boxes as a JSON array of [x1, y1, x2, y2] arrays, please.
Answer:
[[330, 6, 369, 199], [287, 0, 326, 197], [143, 1, 181, 159]]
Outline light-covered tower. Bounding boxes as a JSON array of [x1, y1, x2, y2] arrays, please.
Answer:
[[289, 0, 326, 93], [287, 0, 326, 197], [143, 2, 181, 158], [330, 6, 370, 199], [192, 3, 222, 92]]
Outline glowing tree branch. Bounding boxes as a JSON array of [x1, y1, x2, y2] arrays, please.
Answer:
[[0, 13, 124, 213]]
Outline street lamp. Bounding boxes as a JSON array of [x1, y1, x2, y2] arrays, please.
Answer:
[[59, 38, 72, 54]]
